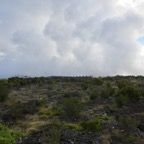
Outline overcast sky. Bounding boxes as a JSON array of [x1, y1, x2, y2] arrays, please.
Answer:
[[0, 0, 144, 78]]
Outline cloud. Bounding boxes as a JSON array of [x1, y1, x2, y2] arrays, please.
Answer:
[[0, 0, 144, 77]]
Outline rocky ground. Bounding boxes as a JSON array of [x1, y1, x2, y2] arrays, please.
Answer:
[[0, 76, 144, 144]]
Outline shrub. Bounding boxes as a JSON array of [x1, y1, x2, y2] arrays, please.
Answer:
[[8, 77, 23, 87], [35, 99, 46, 107], [2, 100, 40, 122], [92, 78, 103, 85], [0, 123, 23, 144], [0, 83, 9, 102], [81, 119, 102, 132], [121, 85, 140, 102], [115, 85, 140, 107], [115, 94, 129, 107], [90, 88, 115, 100], [61, 97, 83, 120], [40, 124, 60, 144], [90, 91, 101, 100], [81, 83, 89, 90], [118, 115, 139, 133], [116, 80, 129, 89], [63, 91, 81, 98], [101, 89, 111, 99]]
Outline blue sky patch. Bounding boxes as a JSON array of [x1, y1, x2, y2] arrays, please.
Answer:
[[137, 36, 144, 44]]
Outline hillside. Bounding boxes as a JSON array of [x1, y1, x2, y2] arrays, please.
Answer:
[[0, 76, 144, 144]]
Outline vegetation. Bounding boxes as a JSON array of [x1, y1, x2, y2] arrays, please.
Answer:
[[0, 75, 144, 143], [81, 119, 102, 132], [118, 115, 139, 133], [0, 123, 23, 144], [40, 126, 60, 144], [90, 91, 101, 100], [92, 77, 103, 85], [115, 84, 140, 107], [0, 82, 9, 102], [61, 97, 83, 120]]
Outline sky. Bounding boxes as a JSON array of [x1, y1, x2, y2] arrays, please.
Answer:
[[0, 0, 144, 78]]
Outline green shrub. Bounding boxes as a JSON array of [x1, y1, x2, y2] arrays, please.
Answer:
[[92, 78, 103, 85], [41, 125, 60, 144], [115, 85, 140, 107], [116, 80, 129, 89], [90, 91, 100, 100], [118, 115, 139, 133], [0, 83, 9, 102], [95, 113, 111, 121], [81, 83, 89, 90], [101, 89, 111, 99], [63, 91, 81, 98], [115, 94, 129, 107], [61, 97, 83, 120], [0, 123, 23, 144], [4, 101, 40, 122], [8, 77, 22, 87], [139, 88, 144, 97], [35, 99, 45, 107], [81, 119, 102, 132], [126, 135, 136, 143], [90, 88, 115, 100], [63, 92, 70, 98], [121, 85, 140, 102]]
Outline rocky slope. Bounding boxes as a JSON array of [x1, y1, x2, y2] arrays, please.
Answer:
[[0, 76, 144, 144]]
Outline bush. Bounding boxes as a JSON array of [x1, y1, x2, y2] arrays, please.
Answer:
[[115, 85, 140, 107], [0, 123, 23, 144], [61, 97, 83, 120], [0, 83, 9, 102], [92, 78, 103, 85], [81, 119, 102, 132], [35, 99, 46, 107], [2, 100, 41, 122], [116, 80, 129, 89], [115, 94, 129, 107], [90, 88, 115, 100], [41, 126, 60, 144], [63, 91, 81, 98], [81, 83, 89, 90], [121, 85, 140, 102], [101, 89, 111, 99], [118, 115, 139, 133], [90, 91, 101, 100]]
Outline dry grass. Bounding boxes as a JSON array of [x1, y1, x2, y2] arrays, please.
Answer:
[[16, 114, 50, 135]]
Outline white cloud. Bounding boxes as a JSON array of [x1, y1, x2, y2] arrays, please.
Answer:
[[0, 0, 144, 77]]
